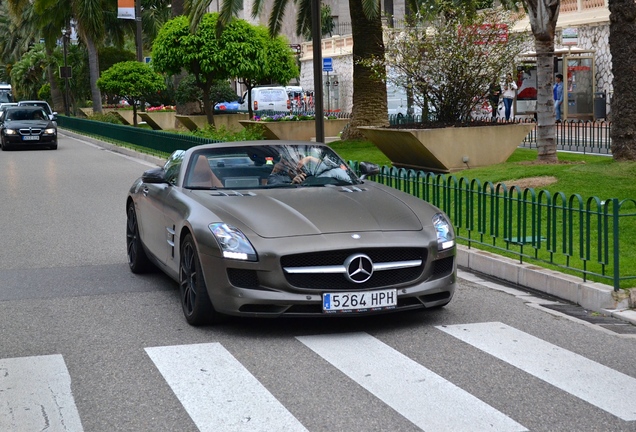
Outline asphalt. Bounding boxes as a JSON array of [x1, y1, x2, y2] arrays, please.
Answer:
[[60, 129, 636, 327]]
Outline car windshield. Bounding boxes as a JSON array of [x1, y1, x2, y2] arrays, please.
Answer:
[[5, 109, 48, 121], [183, 144, 361, 189], [19, 102, 50, 114]]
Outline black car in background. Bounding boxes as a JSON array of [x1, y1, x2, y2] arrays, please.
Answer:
[[0, 106, 58, 150]]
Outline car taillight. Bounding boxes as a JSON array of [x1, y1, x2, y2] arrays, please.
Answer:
[[287, 99, 291, 110], [254, 100, 258, 111]]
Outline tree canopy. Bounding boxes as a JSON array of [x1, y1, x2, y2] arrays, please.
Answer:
[[97, 60, 166, 125], [152, 13, 298, 122]]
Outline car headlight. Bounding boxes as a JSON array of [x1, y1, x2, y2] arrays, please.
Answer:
[[433, 213, 455, 251], [44, 128, 56, 134], [209, 223, 257, 261], [4, 129, 16, 135]]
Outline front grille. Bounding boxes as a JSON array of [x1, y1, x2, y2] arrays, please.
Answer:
[[19, 128, 42, 135], [281, 248, 426, 290]]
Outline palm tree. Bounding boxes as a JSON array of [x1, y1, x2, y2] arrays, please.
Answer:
[[608, 0, 636, 160], [187, 0, 389, 139], [522, 0, 560, 162]]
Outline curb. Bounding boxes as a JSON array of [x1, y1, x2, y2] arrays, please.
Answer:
[[457, 245, 636, 325]]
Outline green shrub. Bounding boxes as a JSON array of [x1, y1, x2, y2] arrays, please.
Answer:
[[191, 124, 265, 142], [89, 113, 124, 124]]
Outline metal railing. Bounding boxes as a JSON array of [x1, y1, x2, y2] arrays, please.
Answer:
[[388, 115, 614, 155], [58, 116, 216, 155], [348, 163, 636, 291], [520, 119, 613, 155]]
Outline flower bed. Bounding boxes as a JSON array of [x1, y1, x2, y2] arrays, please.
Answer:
[[147, 105, 176, 112], [255, 114, 338, 122]]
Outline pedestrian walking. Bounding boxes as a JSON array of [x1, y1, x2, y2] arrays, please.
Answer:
[[554, 74, 564, 121], [488, 81, 500, 121]]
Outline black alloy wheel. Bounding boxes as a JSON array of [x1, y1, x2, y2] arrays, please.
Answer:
[[179, 234, 217, 326], [126, 202, 152, 273]]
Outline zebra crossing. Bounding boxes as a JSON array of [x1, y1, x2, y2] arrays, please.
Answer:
[[2, 321, 635, 431]]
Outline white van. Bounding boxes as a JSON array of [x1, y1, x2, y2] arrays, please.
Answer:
[[239, 86, 290, 113]]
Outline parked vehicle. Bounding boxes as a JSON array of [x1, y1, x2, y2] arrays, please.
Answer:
[[238, 86, 291, 113]]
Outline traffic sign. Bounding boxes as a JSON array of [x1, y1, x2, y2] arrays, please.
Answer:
[[323, 58, 333, 72]]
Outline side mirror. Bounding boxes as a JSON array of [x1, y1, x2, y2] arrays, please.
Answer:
[[141, 167, 168, 184], [359, 161, 380, 179]]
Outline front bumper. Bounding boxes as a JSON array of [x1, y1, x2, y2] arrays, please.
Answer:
[[197, 232, 456, 318]]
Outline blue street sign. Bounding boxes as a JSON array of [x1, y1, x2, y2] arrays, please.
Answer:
[[323, 58, 333, 72]]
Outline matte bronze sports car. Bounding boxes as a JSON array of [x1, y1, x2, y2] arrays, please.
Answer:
[[126, 141, 456, 325]]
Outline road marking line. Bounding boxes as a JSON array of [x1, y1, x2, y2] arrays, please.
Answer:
[[0, 354, 84, 431], [437, 322, 636, 421], [297, 332, 527, 432], [145, 343, 307, 432]]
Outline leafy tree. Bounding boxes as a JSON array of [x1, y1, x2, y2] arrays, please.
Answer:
[[10, 45, 49, 100], [152, 14, 228, 125], [188, 0, 389, 139], [370, 8, 526, 123], [608, 0, 636, 160], [97, 61, 166, 126], [175, 74, 237, 113], [219, 21, 298, 118], [153, 13, 298, 123]]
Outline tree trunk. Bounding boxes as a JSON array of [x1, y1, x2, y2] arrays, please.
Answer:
[[535, 39, 558, 162], [202, 84, 215, 126], [46, 46, 64, 114], [524, 0, 560, 162], [85, 34, 103, 114], [171, 0, 184, 16], [341, 0, 388, 140], [609, 0, 636, 160]]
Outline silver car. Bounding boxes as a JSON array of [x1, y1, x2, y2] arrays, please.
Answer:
[[126, 141, 457, 325]]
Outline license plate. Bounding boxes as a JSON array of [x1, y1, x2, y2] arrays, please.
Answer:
[[322, 289, 397, 313], [22, 136, 39, 141]]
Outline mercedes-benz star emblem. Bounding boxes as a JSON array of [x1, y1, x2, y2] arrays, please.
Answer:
[[343, 254, 374, 283]]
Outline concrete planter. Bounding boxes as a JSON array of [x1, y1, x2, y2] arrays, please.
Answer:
[[138, 111, 177, 130], [175, 113, 250, 132], [358, 123, 535, 173], [239, 119, 349, 141], [111, 109, 137, 126]]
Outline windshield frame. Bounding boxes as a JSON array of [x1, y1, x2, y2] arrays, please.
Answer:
[[182, 144, 361, 190]]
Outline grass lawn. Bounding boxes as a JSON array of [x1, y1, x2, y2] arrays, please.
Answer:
[[330, 140, 636, 202], [331, 139, 636, 288]]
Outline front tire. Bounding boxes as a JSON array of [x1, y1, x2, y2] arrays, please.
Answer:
[[126, 202, 153, 273], [179, 234, 218, 326]]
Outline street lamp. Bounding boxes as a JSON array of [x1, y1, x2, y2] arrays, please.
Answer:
[[61, 28, 71, 117]]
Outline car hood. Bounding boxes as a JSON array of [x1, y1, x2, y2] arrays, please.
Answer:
[[191, 185, 423, 238], [3, 120, 52, 129]]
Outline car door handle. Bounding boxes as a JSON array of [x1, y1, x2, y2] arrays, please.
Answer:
[[142, 186, 149, 197]]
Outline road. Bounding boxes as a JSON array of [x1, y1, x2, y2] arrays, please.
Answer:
[[0, 132, 635, 432]]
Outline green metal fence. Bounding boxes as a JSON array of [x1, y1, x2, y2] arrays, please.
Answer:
[[58, 116, 215, 155], [352, 164, 636, 291]]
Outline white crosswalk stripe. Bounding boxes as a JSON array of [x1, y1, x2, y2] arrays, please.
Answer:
[[0, 354, 84, 431], [145, 343, 308, 432], [297, 332, 528, 432], [437, 322, 636, 421], [3, 322, 636, 431]]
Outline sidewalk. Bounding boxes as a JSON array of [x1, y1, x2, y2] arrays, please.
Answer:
[[457, 245, 636, 326]]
